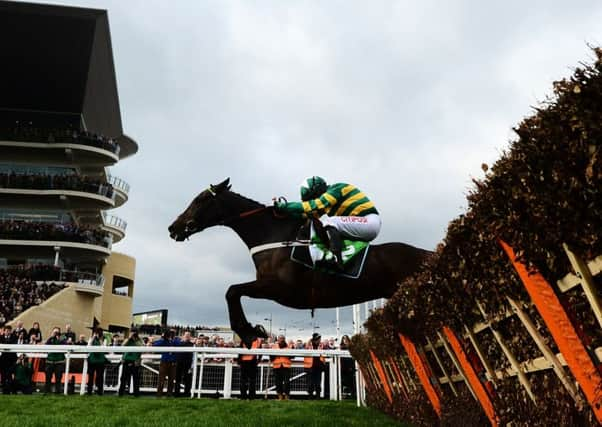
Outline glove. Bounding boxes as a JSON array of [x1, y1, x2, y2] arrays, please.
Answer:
[[273, 199, 287, 211]]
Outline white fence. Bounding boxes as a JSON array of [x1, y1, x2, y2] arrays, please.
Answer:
[[0, 344, 357, 401]]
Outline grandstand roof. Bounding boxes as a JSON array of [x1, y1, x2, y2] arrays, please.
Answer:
[[0, 1, 137, 158]]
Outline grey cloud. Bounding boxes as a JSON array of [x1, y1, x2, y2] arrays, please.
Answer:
[[33, 0, 602, 331]]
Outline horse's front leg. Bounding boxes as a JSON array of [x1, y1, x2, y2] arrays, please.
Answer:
[[225, 279, 279, 347]]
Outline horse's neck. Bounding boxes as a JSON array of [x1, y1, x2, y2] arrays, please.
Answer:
[[227, 209, 300, 250]]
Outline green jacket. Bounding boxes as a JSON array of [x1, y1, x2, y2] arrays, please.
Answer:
[[122, 337, 143, 362], [14, 361, 33, 386], [45, 335, 66, 362], [279, 183, 378, 218], [88, 336, 108, 365]]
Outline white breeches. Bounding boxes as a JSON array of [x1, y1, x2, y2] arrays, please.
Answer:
[[320, 213, 381, 241]]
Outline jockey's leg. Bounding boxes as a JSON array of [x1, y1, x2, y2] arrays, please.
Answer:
[[320, 214, 381, 241], [325, 226, 344, 270]]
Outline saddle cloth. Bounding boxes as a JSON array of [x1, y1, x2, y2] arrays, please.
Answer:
[[290, 222, 369, 279]]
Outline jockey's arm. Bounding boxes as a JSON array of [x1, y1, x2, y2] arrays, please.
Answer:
[[277, 191, 338, 217]]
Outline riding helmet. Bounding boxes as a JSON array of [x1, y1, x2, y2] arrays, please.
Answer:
[[300, 176, 328, 201]]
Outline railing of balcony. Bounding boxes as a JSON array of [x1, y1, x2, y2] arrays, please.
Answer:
[[2, 265, 104, 287], [106, 175, 130, 195], [0, 220, 113, 248], [59, 270, 105, 287], [0, 125, 121, 155], [0, 170, 115, 200], [103, 213, 128, 233]]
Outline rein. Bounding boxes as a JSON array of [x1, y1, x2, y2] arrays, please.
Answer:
[[218, 206, 268, 226]]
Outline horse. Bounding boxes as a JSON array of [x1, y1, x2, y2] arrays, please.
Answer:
[[168, 178, 432, 346]]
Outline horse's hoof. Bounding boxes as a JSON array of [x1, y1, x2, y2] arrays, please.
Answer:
[[254, 324, 268, 338]]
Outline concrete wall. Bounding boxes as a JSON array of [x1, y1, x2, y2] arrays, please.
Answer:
[[99, 251, 136, 330], [8, 251, 136, 337], [9, 286, 97, 340]]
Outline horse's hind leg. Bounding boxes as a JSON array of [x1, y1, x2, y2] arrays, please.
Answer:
[[225, 279, 278, 346]]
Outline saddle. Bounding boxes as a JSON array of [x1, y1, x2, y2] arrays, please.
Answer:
[[290, 221, 369, 279]]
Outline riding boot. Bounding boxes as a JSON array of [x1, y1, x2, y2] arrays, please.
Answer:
[[326, 226, 344, 270]]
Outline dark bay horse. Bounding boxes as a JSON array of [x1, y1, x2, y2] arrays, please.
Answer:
[[168, 178, 431, 346]]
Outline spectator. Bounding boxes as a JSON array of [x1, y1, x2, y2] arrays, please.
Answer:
[[153, 329, 177, 397], [44, 326, 66, 394], [119, 328, 142, 397], [11, 354, 33, 394], [0, 220, 111, 248], [28, 321, 42, 344], [175, 331, 194, 398], [304, 333, 326, 399], [87, 327, 108, 396], [0, 169, 113, 199], [64, 324, 76, 344], [0, 271, 64, 322], [339, 335, 355, 397], [75, 334, 87, 346], [271, 334, 291, 401], [237, 338, 261, 400], [15, 329, 28, 345], [0, 123, 120, 155], [13, 320, 28, 343], [0, 325, 17, 394], [111, 333, 121, 346]]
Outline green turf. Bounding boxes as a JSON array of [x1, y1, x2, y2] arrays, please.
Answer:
[[0, 395, 405, 427]]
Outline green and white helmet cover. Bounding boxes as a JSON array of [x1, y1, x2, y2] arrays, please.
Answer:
[[300, 176, 328, 201]]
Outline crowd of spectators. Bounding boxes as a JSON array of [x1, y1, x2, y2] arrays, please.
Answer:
[[2, 264, 63, 282], [2, 264, 100, 285], [136, 324, 226, 337], [0, 220, 111, 247], [1, 122, 120, 155], [0, 320, 356, 398], [0, 171, 114, 199], [0, 270, 65, 325]]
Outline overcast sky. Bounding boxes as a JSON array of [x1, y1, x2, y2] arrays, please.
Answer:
[[35, 0, 602, 340]]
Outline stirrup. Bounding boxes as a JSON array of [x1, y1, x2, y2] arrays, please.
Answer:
[[323, 251, 344, 270]]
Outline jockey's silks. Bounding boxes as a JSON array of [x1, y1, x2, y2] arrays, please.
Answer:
[[280, 183, 378, 218]]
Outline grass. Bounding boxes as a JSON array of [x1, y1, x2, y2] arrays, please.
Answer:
[[0, 395, 405, 427]]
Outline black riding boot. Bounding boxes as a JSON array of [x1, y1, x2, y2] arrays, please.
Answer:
[[326, 226, 344, 270]]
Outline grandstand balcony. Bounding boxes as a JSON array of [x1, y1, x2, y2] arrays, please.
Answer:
[[0, 239, 111, 262], [71, 274, 105, 296], [106, 174, 130, 207], [0, 186, 115, 210], [0, 137, 121, 167], [102, 213, 127, 243]]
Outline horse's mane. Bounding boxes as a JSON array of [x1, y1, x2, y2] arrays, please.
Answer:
[[227, 190, 266, 209]]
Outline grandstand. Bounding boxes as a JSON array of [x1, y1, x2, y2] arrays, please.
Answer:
[[0, 1, 137, 338]]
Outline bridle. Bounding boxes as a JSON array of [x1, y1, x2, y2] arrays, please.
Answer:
[[182, 187, 271, 237]]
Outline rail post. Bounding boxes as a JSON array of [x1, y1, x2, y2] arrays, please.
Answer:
[[197, 354, 205, 398], [329, 357, 337, 400], [80, 358, 88, 395], [223, 357, 233, 399], [63, 351, 70, 395], [191, 350, 198, 398]]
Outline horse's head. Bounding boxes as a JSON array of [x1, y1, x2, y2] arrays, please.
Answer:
[[168, 178, 231, 241]]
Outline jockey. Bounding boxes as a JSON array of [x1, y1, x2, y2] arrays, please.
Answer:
[[275, 176, 381, 268]]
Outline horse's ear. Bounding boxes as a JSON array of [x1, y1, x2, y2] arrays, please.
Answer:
[[214, 178, 231, 192]]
